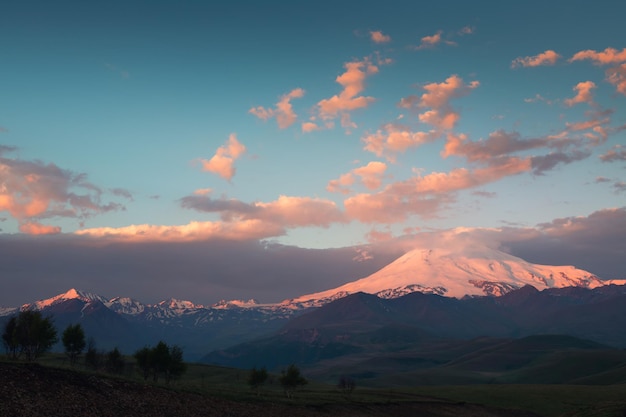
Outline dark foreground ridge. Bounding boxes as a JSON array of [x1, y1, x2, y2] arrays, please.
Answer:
[[0, 362, 540, 417]]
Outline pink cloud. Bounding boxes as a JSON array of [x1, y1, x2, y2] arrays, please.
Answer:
[[570, 47, 626, 65], [344, 157, 530, 224], [511, 50, 561, 68], [76, 219, 285, 242], [564, 81, 596, 107], [418, 75, 479, 110], [442, 130, 549, 162], [249, 88, 305, 129], [370, 30, 391, 44], [606, 63, 626, 95], [200, 134, 246, 181], [600, 145, 626, 162], [181, 194, 347, 228], [327, 161, 388, 194], [316, 58, 379, 128], [326, 173, 355, 194], [301, 121, 320, 133], [569, 48, 626, 96], [19, 222, 61, 235], [413, 30, 456, 50], [362, 123, 438, 161], [0, 148, 124, 226]]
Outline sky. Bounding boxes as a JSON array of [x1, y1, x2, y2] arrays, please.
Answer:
[[1, 0, 625, 306]]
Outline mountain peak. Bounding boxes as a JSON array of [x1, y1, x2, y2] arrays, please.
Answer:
[[286, 245, 626, 304], [24, 288, 109, 310]]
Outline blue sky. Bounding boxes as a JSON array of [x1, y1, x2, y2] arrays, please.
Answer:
[[1, 1, 625, 304]]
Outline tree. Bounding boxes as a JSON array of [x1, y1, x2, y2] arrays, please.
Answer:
[[279, 364, 307, 398], [337, 375, 356, 395], [62, 324, 86, 365], [133, 341, 186, 384], [84, 337, 101, 371], [105, 347, 125, 374], [2, 310, 57, 361], [248, 367, 269, 396]]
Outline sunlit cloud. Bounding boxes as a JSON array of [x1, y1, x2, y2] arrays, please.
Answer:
[[370, 30, 391, 44], [19, 221, 61, 235], [315, 58, 379, 129], [301, 121, 320, 133], [564, 81, 596, 107], [327, 161, 387, 194], [249, 88, 305, 129], [344, 158, 530, 224], [76, 219, 285, 242], [570, 47, 626, 95], [0, 147, 124, 228], [412, 30, 456, 50], [511, 50, 560, 68], [180, 194, 347, 228], [200, 134, 246, 181], [442, 130, 549, 162], [570, 47, 626, 65], [600, 145, 626, 162], [362, 123, 438, 162]]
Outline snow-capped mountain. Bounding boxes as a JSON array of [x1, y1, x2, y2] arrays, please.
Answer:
[[282, 245, 626, 307], [24, 288, 110, 311]]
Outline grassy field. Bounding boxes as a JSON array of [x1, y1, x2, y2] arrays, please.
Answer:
[[15, 354, 626, 417]]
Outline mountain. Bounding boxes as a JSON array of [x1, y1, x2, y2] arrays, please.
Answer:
[[2, 244, 625, 362], [204, 285, 626, 385], [282, 245, 626, 307]]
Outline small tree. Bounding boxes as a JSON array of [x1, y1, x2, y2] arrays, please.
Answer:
[[84, 337, 101, 371], [248, 367, 269, 396], [279, 364, 307, 398], [337, 375, 356, 395], [134, 341, 186, 384], [105, 347, 125, 374], [62, 324, 86, 366], [2, 316, 19, 359], [134, 346, 152, 380], [2, 310, 57, 361]]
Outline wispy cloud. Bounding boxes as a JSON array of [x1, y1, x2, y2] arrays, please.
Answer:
[[511, 50, 560, 68], [412, 30, 456, 50], [600, 145, 626, 162], [0, 147, 124, 232]]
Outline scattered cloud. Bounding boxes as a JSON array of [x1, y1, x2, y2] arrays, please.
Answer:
[[600, 145, 626, 162], [595, 176, 611, 183], [199, 134, 246, 181], [370, 30, 391, 44], [249, 88, 305, 129], [327, 161, 387, 194], [412, 30, 456, 50], [442, 130, 548, 162], [511, 50, 560, 68], [570, 47, 626, 95], [110, 188, 133, 201], [564, 81, 596, 107], [614, 182, 626, 193], [362, 123, 438, 162], [315, 58, 379, 130], [570, 47, 626, 65], [0, 147, 124, 228], [531, 150, 591, 175], [458, 26, 474, 35], [301, 122, 320, 133]]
